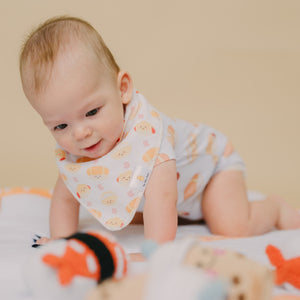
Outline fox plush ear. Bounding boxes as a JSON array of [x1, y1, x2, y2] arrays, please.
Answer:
[[266, 243, 300, 290]]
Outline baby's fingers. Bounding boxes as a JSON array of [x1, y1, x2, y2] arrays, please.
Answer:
[[32, 235, 51, 248]]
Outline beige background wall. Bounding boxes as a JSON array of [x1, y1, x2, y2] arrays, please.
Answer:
[[1, 0, 300, 206]]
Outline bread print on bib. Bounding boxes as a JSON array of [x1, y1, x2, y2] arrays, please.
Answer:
[[111, 144, 132, 160], [76, 184, 91, 199], [134, 120, 156, 135], [88, 208, 102, 219], [126, 198, 140, 213], [55, 149, 66, 161], [87, 166, 109, 180], [65, 164, 81, 173], [60, 173, 68, 182], [105, 217, 125, 230], [117, 170, 133, 186], [101, 192, 118, 206]]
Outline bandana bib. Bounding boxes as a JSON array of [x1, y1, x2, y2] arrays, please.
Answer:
[[55, 91, 163, 231]]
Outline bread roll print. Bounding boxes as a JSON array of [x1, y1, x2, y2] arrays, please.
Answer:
[[87, 166, 109, 180], [142, 147, 159, 163], [126, 198, 140, 213], [134, 121, 156, 135], [184, 174, 200, 200], [105, 217, 125, 230], [100, 192, 118, 206], [55, 149, 66, 161], [111, 144, 132, 160], [154, 153, 170, 166], [88, 208, 102, 219], [151, 110, 160, 118], [187, 133, 198, 163], [76, 184, 91, 199], [65, 164, 81, 173], [116, 170, 132, 186], [206, 133, 219, 164], [167, 125, 176, 147]]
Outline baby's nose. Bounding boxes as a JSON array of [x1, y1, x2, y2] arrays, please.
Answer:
[[73, 125, 92, 140]]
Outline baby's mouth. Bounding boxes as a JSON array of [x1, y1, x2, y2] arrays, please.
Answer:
[[84, 140, 101, 152]]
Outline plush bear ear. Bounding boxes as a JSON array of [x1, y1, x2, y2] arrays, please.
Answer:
[[141, 240, 159, 259]]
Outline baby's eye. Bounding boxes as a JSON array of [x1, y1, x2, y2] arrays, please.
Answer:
[[86, 108, 99, 117], [54, 124, 68, 131]]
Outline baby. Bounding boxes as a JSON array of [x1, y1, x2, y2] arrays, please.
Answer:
[[20, 16, 300, 244]]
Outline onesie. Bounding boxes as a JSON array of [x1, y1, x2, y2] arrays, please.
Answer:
[[55, 91, 246, 231]]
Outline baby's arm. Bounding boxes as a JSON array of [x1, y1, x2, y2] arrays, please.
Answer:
[[49, 175, 80, 239], [143, 159, 178, 243]]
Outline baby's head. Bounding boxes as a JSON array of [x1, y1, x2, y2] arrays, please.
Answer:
[[20, 16, 133, 159], [20, 16, 120, 98]]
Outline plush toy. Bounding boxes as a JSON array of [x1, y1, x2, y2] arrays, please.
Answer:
[[24, 231, 128, 300], [87, 239, 227, 300], [266, 239, 300, 292], [142, 239, 228, 300], [181, 239, 273, 300], [86, 238, 273, 300]]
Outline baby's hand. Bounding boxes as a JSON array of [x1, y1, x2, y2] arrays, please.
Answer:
[[129, 252, 145, 262], [32, 234, 52, 248]]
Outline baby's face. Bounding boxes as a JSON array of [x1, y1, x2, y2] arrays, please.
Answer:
[[28, 45, 131, 159]]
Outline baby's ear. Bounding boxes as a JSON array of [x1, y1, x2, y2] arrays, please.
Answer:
[[117, 71, 133, 104], [141, 239, 159, 259]]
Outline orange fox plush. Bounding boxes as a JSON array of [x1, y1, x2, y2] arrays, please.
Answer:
[[266, 244, 300, 290], [25, 231, 128, 300]]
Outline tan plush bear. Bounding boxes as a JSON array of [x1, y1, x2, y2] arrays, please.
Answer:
[[86, 238, 273, 300], [184, 242, 274, 300]]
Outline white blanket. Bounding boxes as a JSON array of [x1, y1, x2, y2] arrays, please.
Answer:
[[0, 189, 299, 299]]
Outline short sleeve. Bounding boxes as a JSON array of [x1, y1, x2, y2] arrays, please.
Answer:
[[155, 114, 177, 166]]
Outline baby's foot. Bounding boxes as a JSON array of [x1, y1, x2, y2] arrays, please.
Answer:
[[273, 195, 300, 230]]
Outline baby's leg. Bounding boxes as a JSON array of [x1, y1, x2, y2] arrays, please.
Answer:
[[201, 169, 300, 236]]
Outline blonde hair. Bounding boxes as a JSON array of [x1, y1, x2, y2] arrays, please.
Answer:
[[20, 16, 120, 94]]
